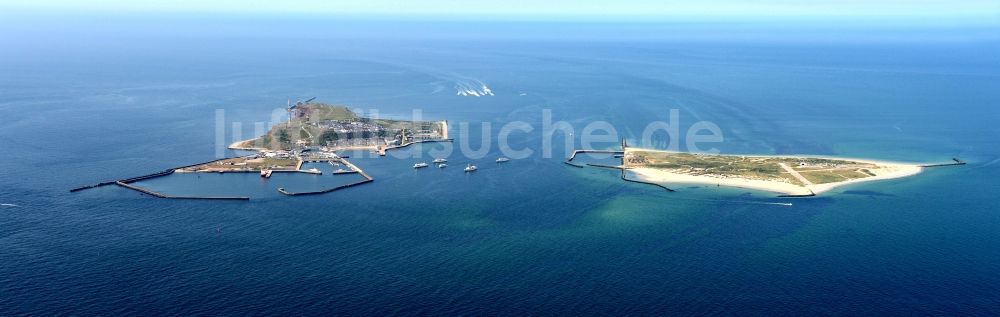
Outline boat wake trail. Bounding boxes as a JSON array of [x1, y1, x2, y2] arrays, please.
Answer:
[[2, 203, 20, 207], [454, 79, 494, 97]]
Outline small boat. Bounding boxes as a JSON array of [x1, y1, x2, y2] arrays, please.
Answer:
[[260, 169, 273, 178], [333, 168, 350, 174], [303, 168, 322, 175], [438, 163, 448, 168], [464, 164, 477, 172], [433, 158, 448, 163], [414, 162, 429, 168], [496, 157, 510, 163]]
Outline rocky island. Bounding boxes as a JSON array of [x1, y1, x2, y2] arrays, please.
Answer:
[[229, 101, 448, 152]]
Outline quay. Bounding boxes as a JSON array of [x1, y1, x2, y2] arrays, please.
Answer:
[[277, 157, 375, 196], [379, 138, 454, 156]]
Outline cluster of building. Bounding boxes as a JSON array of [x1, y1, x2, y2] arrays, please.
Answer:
[[260, 150, 295, 159], [310, 120, 385, 136], [258, 149, 342, 160]]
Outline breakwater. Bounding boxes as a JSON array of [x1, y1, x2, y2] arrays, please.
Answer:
[[620, 169, 675, 192], [114, 181, 251, 200], [277, 157, 375, 196], [586, 163, 624, 170], [777, 192, 817, 198], [69, 181, 117, 192], [921, 158, 966, 168], [276, 178, 374, 196], [71, 156, 257, 200], [563, 161, 585, 168]]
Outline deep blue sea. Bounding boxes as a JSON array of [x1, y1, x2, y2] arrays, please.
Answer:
[[2, 15, 1000, 315]]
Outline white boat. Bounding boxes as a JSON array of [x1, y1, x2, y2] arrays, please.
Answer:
[[414, 162, 429, 168], [260, 169, 272, 178], [438, 163, 448, 168], [496, 157, 510, 163], [433, 158, 448, 163], [303, 168, 322, 175], [464, 164, 477, 172]]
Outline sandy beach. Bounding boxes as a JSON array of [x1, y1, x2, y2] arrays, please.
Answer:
[[228, 138, 266, 151]]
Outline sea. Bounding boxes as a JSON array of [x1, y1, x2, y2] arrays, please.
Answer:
[[2, 14, 999, 315]]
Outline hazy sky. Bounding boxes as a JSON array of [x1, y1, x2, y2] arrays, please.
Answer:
[[2, 0, 998, 21]]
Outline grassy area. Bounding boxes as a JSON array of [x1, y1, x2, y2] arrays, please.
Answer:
[[180, 157, 299, 172], [799, 169, 874, 184], [301, 103, 358, 122], [245, 158, 298, 170]]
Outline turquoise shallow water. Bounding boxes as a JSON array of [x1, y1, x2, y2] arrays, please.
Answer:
[[2, 17, 1000, 314]]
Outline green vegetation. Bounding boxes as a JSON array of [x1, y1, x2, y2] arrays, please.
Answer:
[[300, 103, 358, 122], [276, 129, 291, 144], [257, 101, 444, 150]]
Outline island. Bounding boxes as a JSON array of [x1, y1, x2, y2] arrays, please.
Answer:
[[182, 101, 451, 176], [622, 149, 924, 196]]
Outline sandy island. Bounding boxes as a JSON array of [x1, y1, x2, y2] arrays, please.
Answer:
[[626, 149, 924, 196]]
